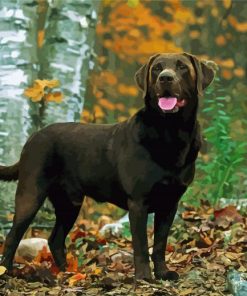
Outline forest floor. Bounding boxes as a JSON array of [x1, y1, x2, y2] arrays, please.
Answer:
[[0, 200, 246, 296]]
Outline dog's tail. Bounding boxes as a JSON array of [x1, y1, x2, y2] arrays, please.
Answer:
[[0, 162, 19, 181]]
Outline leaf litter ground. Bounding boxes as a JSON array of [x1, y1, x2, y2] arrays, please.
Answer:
[[0, 200, 246, 295]]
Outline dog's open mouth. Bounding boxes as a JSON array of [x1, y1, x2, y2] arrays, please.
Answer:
[[158, 97, 186, 113]]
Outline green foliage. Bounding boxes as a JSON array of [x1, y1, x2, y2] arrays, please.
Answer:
[[185, 77, 247, 205], [121, 222, 131, 238]]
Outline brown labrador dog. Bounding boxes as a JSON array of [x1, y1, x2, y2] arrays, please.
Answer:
[[0, 53, 214, 280]]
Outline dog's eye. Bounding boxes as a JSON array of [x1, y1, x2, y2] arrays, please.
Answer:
[[152, 64, 162, 72], [177, 63, 187, 70]]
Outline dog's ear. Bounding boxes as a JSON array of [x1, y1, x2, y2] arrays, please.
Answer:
[[135, 54, 160, 98], [183, 53, 215, 97]]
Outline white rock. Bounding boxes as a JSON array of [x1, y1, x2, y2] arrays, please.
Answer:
[[15, 238, 50, 261]]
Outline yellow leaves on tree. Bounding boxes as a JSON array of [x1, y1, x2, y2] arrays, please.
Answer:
[[127, 0, 139, 8], [87, 0, 246, 125], [37, 30, 45, 48], [81, 109, 94, 123], [216, 58, 234, 68], [233, 68, 245, 78], [214, 58, 246, 81], [45, 92, 63, 103], [215, 35, 226, 46], [93, 105, 105, 119], [24, 82, 44, 102], [84, 70, 130, 123], [223, 0, 232, 9], [101, 71, 118, 85], [221, 67, 245, 80], [99, 98, 115, 111], [118, 84, 138, 97], [228, 15, 247, 33], [36, 79, 59, 88], [24, 79, 63, 103], [189, 30, 200, 39], [97, 1, 195, 63], [221, 69, 233, 80]]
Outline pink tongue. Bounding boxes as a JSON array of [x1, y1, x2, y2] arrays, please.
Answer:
[[158, 97, 177, 110]]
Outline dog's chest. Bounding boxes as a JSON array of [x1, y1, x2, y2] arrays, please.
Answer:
[[141, 128, 191, 168]]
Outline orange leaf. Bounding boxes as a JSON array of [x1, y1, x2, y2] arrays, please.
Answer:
[[81, 109, 94, 123], [44, 92, 63, 103], [200, 233, 213, 246], [67, 252, 79, 272], [128, 86, 138, 96], [221, 69, 232, 80], [99, 98, 115, 110], [95, 90, 104, 99], [24, 83, 44, 102], [101, 71, 118, 85], [215, 35, 226, 46], [35, 79, 59, 89], [94, 267, 102, 275], [234, 68, 245, 78], [93, 105, 105, 118], [34, 246, 53, 264], [228, 16, 247, 32], [220, 58, 234, 68], [70, 228, 86, 242], [189, 30, 200, 39], [115, 103, 125, 111], [129, 28, 141, 38], [214, 205, 243, 223], [166, 244, 175, 252], [37, 30, 45, 48], [68, 273, 86, 286]]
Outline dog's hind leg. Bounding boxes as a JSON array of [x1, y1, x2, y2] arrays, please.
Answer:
[[0, 180, 46, 270], [48, 187, 83, 270]]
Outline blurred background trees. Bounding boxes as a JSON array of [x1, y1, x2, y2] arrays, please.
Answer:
[[85, 0, 247, 205], [0, 0, 99, 226], [0, 0, 246, 228]]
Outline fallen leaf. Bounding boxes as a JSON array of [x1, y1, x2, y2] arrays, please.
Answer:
[[214, 206, 243, 225], [68, 273, 86, 286], [180, 288, 193, 295], [224, 252, 244, 260], [70, 228, 86, 242], [171, 254, 190, 264], [0, 265, 7, 275]]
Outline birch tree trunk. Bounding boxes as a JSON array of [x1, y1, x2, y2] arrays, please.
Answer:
[[0, 0, 99, 220]]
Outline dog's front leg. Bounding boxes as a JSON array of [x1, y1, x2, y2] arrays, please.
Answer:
[[128, 199, 152, 280], [152, 205, 179, 280]]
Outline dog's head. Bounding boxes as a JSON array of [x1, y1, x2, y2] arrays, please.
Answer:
[[135, 53, 215, 114]]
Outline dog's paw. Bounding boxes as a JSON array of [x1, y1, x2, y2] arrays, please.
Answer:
[[154, 270, 179, 281], [135, 266, 152, 281]]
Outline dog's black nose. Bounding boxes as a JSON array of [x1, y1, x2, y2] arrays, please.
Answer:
[[159, 71, 175, 83]]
